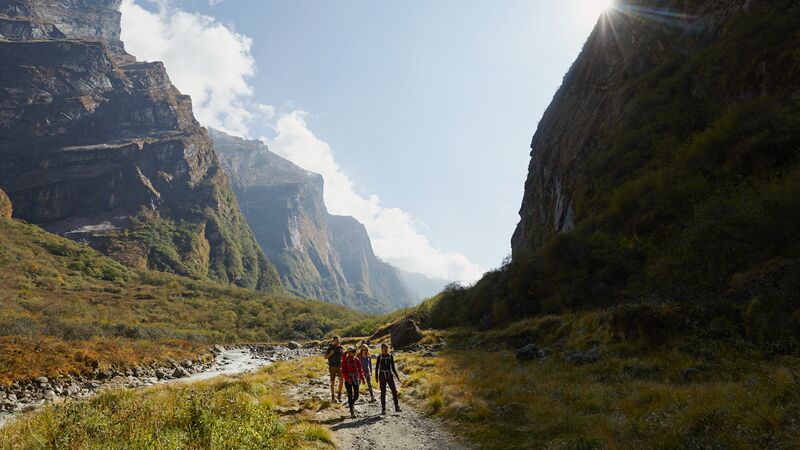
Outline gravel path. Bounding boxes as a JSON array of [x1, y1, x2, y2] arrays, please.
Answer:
[[287, 374, 468, 450]]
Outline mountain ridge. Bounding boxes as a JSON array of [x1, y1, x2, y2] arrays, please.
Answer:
[[211, 129, 417, 313], [0, 0, 281, 290]]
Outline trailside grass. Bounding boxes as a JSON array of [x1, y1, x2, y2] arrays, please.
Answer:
[[0, 358, 334, 450], [397, 313, 800, 449]]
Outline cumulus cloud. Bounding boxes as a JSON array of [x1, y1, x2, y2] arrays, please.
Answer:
[[120, 1, 485, 282], [264, 112, 485, 282], [120, 0, 256, 136]]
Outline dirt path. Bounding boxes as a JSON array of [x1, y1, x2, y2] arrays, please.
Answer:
[[285, 374, 468, 450]]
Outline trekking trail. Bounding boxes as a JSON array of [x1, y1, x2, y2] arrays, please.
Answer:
[[284, 373, 469, 450]]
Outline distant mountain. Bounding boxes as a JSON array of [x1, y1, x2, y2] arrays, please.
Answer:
[[211, 129, 416, 313], [0, 0, 280, 291], [399, 270, 451, 301]]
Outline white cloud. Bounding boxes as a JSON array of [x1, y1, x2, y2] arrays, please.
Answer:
[[264, 112, 485, 282], [120, 1, 485, 283], [120, 0, 255, 136]]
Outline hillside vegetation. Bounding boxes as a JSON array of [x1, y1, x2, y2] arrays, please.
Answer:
[[0, 217, 365, 383], [398, 311, 800, 449], [428, 6, 800, 339]]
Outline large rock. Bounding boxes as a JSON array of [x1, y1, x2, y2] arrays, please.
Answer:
[[0, 0, 281, 291], [0, 189, 11, 219], [390, 319, 424, 350]]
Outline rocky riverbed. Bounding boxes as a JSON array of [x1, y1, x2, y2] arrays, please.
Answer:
[[0, 342, 318, 428]]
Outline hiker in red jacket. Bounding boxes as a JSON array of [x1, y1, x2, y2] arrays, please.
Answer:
[[341, 346, 366, 418]]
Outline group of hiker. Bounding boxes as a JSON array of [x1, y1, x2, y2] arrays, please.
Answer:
[[324, 336, 401, 418]]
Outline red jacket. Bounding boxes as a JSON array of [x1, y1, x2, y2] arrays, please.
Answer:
[[341, 353, 365, 382]]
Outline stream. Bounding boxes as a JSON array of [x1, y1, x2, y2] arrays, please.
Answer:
[[0, 345, 316, 429]]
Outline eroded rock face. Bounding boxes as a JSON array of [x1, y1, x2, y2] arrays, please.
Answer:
[[0, 0, 280, 290], [511, 0, 797, 253], [0, 188, 12, 218], [212, 129, 415, 312]]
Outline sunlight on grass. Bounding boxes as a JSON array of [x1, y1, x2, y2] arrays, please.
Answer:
[[0, 358, 334, 450]]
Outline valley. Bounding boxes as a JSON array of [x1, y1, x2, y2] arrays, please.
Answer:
[[1, 0, 799, 448]]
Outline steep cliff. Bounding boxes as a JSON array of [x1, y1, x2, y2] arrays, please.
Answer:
[[0, 0, 281, 291], [212, 130, 415, 312], [431, 0, 800, 328]]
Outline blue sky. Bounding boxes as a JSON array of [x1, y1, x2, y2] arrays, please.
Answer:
[[121, 0, 608, 281]]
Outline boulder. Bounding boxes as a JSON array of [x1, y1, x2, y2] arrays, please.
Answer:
[[0, 189, 11, 219], [172, 367, 191, 379], [287, 341, 301, 350], [390, 319, 424, 350], [515, 344, 547, 362]]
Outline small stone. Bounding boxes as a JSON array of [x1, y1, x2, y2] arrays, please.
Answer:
[[516, 344, 547, 362], [34, 377, 49, 384], [287, 341, 301, 350]]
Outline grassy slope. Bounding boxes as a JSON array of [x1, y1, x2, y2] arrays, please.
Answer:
[[398, 313, 800, 449], [0, 358, 333, 449], [0, 217, 366, 384]]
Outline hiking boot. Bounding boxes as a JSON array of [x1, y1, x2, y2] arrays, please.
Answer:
[[394, 402, 401, 413], [350, 407, 356, 419], [381, 406, 386, 415]]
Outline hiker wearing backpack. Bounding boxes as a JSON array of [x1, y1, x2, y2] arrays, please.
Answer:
[[324, 336, 344, 402], [341, 346, 366, 418], [375, 342, 401, 414]]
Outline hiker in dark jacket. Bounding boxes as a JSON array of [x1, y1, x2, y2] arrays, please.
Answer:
[[374, 342, 401, 414], [324, 336, 344, 402], [341, 346, 366, 418]]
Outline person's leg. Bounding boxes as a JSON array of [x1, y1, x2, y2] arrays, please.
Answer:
[[353, 379, 360, 404], [366, 372, 374, 399], [345, 381, 354, 408], [337, 373, 344, 401], [329, 366, 336, 401], [379, 373, 388, 413], [388, 376, 400, 412]]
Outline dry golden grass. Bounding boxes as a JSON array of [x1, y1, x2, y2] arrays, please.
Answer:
[[0, 357, 334, 450], [0, 217, 366, 383], [397, 323, 800, 449], [0, 336, 206, 385]]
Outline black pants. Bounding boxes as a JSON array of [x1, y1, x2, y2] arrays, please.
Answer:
[[345, 379, 360, 409], [379, 372, 398, 408]]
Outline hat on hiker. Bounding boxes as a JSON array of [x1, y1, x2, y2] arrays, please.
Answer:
[[347, 346, 357, 353]]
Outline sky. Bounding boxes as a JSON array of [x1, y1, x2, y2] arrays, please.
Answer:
[[120, 0, 609, 283]]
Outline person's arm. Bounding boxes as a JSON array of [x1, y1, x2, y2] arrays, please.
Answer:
[[391, 355, 400, 381], [374, 355, 380, 382]]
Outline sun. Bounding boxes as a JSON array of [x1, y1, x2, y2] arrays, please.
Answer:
[[578, 0, 616, 24]]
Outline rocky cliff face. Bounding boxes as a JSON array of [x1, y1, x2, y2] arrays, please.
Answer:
[[0, 188, 11, 219], [212, 130, 415, 312], [0, 0, 281, 290], [512, 0, 799, 253], [506, 0, 800, 306]]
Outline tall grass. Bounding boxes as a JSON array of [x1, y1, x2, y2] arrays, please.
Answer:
[[398, 314, 800, 449], [0, 358, 334, 450]]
